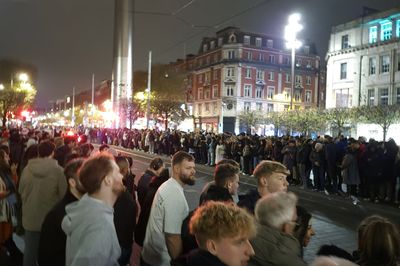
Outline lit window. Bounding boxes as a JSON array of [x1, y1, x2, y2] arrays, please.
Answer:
[[381, 22, 392, 41], [381, 55, 390, 73], [369, 26, 377, 43], [285, 74, 291, 83], [369, 58, 376, 75], [379, 88, 389, 105], [340, 63, 347, 79], [368, 89, 375, 106], [244, 84, 252, 97], [267, 103, 274, 112], [284, 88, 291, 100], [244, 102, 251, 111]]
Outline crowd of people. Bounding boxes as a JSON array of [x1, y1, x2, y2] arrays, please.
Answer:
[[0, 126, 399, 266], [88, 127, 400, 206]]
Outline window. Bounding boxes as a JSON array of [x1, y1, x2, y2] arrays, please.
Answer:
[[210, 41, 215, 49], [226, 67, 235, 77], [296, 59, 302, 67], [218, 37, 223, 46], [305, 90, 312, 103], [256, 86, 263, 98], [212, 85, 218, 98], [244, 102, 251, 111], [198, 58, 203, 67], [306, 60, 312, 68], [244, 35, 250, 45], [369, 26, 377, 43], [267, 87, 274, 99], [381, 55, 390, 73], [244, 84, 252, 97], [367, 89, 375, 106], [214, 53, 219, 63], [256, 37, 262, 47], [285, 74, 291, 83], [246, 51, 252, 60], [268, 72, 274, 81], [269, 55, 275, 63], [283, 105, 290, 111], [267, 39, 273, 48], [340, 63, 347, 79], [213, 69, 219, 80], [197, 104, 202, 115], [205, 103, 210, 112], [198, 88, 203, 99], [228, 50, 235, 59], [295, 75, 302, 85], [397, 87, 400, 104], [397, 20, 400, 37], [284, 57, 290, 65], [369, 58, 376, 75], [306, 76, 311, 85], [226, 85, 234, 96], [258, 53, 264, 61], [245, 68, 251, 78], [381, 22, 392, 41], [379, 88, 389, 105], [213, 102, 218, 112], [284, 88, 291, 100], [267, 103, 274, 112], [205, 89, 210, 99], [294, 91, 301, 102], [256, 70, 264, 80], [397, 53, 400, 71], [205, 72, 210, 83], [335, 89, 350, 108], [304, 45, 310, 55], [198, 74, 203, 83], [256, 103, 262, 111], [203, 44, 208, 52], [341, 35, 349, 49]]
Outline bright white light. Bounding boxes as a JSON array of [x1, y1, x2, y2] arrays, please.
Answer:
[[19, 73, 29, 82], [0, 84, 4, 90], [288, 13, 301, 24], [285, 13, 303, 48]]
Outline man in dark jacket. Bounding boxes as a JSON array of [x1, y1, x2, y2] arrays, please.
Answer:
[[136, 157, 164, 208], [54, 135, 76, 167], [38, 158, 85, 266]]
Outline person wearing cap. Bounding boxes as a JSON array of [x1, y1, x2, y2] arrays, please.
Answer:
[[238, 160, 290, 214]]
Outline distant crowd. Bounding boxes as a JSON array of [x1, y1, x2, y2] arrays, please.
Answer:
[[0, 126, 399, 266]]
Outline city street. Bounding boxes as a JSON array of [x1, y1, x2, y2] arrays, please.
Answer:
[[117, 147, 400, 263]]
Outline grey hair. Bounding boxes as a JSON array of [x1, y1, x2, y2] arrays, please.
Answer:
[[255, 192, 298, 229]]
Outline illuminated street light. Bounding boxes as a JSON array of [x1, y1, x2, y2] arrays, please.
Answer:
[[285, 13, 303, 111], [103, 99, 113, 111], [18, 73, 29, 82], [0, 84, 4, 90]]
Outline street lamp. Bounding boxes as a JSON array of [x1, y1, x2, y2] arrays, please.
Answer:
[[19, 73, 29, 83], [285, 13, 303, 110], [0, 84, 4, 90]]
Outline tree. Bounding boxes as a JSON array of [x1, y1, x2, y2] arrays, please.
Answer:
[[264, 111, 287, 136], [238, 110, 262, 134], [133, 64, 187, 130], [356, 104, 400, 141], [0, 59, 37, 126], [288, 109, 326, 136], [324, 108, 356, 136]]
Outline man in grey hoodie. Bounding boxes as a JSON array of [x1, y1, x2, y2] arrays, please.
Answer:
[[62, 154, 125, 266]]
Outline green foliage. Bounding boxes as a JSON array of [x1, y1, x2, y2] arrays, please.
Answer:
[[264, 111, 286, 136], [286, 109, 326, 135], [356, 104, 400, 141], [323, 108, 356, 136], [238, 110, 262, 132]]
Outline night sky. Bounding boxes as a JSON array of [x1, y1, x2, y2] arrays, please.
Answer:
[[0, 0, 398, 107]]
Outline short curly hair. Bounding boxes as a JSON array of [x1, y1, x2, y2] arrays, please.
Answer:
[[189, 201, 256, 248]]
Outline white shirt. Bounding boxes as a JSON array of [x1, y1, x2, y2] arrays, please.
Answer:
[[141, 177, 189, 266]]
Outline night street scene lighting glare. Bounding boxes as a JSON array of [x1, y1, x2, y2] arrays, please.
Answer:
[[18, 72, 29, 82], [284, 13, 303, 110]]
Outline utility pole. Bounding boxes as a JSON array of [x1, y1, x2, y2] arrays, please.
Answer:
[[146, 51, 152, 129]]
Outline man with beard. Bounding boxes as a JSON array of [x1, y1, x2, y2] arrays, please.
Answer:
[[62, 154, 125, 266], [38, 158, 85, 266], [141, 151, 196, 266]]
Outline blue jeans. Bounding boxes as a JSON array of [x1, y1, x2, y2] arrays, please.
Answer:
[[23, 230, 41, 266]]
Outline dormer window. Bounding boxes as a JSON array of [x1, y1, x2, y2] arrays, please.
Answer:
[[229, 34, 237, 43], [256, 37, 262, 47], [267, 39, 273, 48], [244, 35, 250, 45]]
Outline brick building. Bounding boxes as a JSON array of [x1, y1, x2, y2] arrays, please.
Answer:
[[184, 26, 323, 133]]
